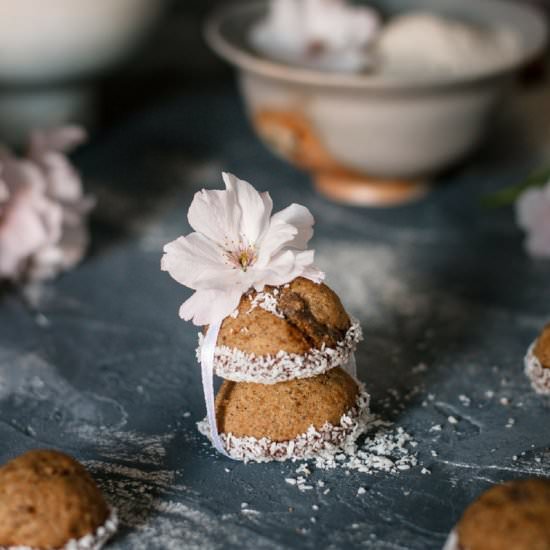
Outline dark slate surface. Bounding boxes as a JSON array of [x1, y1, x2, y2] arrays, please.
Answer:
[[1, 86, 549, 549]]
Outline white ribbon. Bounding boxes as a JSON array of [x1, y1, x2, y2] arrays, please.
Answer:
[[344, 352, 357, 379], [200, 320, 233, 458], [442, 530, 459, 550]]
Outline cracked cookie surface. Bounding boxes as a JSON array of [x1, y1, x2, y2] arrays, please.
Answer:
[[215, 277, 350, 356]]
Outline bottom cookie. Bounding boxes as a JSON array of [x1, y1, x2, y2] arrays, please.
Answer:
[[198, 387, 371, 463]]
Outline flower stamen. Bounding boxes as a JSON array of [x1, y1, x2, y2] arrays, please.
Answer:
[[225, 244, 257, 272]]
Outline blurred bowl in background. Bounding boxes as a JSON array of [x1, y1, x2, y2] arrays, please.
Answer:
[[206, 0, 547, 207], [0, 0, 168, 143]]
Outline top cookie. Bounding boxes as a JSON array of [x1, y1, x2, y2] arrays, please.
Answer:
[[198, 277, 362, 383]]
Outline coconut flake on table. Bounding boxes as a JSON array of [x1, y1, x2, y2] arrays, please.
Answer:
[[376, 13, 522, 79], [312, 418, 418, 473], [250, 0, 380, 73]]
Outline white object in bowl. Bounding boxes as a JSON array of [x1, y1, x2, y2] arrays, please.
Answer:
[[206, 0, 547, 206]]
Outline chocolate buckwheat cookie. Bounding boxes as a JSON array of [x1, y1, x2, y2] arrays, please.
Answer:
[[203, 276, 362, 384], [0, 449, 117, 550], [445, 479, 550, 550]]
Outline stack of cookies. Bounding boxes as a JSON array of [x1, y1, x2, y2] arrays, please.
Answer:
[[197, 276, 370, 462]]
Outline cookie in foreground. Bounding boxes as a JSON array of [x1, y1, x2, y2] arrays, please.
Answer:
[[443, 479, 550, 550], [0, 449, 117, 550]]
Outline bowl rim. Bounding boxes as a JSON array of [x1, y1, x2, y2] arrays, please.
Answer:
[[205, 0, 548, 92]]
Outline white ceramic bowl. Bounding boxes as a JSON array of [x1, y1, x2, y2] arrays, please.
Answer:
[[0, 0, 167, 142], [206, 0, 547, 206]]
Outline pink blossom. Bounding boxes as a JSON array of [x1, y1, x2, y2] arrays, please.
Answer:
[[515, 180, 550, 258], [0, 126, 93, 282]]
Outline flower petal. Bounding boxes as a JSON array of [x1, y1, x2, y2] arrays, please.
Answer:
[[187, 187, 240, 245], [179, 288, 243, 326], [255, 220, 297, 267], [187, 173, 273, 248], [29, 126, 87, 156], [270, 203, 314, 250], [255, 248, 322, 288], [294, 250, 325, 283], [515, 183, 550, 258], [516, 188, 544, 230], [0, 181, 62, 280], [162, 232, 229, 289], [224, 172, 273, 245]]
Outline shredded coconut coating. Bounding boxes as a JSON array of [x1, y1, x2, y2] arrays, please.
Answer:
[[246, 291, 284, 318], [197, 318, 363, 384], [198, 387, 371, 463], [1, 508, 118, 550], [524, 341, 550, 396]]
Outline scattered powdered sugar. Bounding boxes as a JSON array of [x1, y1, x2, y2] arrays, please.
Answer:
[[1, 508, 118, 550], [524, 340, 550, 395], [196, 318, 362, 384], [74, 426, 174, 467], [198, 387, 371, 462], [83, 461, 281, 550], [246, 290, 283, 318], [314, 241, 423, 321]]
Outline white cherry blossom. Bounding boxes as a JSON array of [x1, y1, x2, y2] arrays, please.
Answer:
[[161, 172, 324, 325]]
